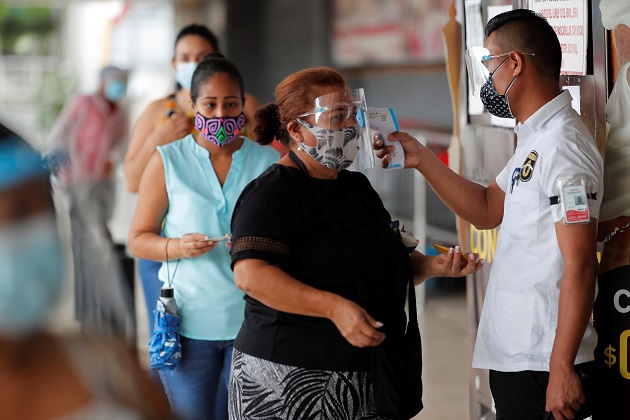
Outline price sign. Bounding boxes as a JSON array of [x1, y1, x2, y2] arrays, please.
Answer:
[[593, 266, 630, 417], [602, 332, 630, 374]]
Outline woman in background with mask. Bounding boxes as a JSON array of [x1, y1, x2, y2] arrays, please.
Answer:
[[0, 123, 170, 419], [124, 24, 264, 193], [124, 25, 221, 350], [124, 24, 221, 193], [128, 54, 279, 420], [124, 24, 275, 347], [228, 67, 482, 419]]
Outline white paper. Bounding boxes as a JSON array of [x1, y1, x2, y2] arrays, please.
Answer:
[[532, 0, 588, 75], [562, 85, 581, 115]]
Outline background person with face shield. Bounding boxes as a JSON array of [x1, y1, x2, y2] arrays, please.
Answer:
[[228, 66, 482, 419], [375, 9, 603, 420], [47, 65, 135, 340], [0, 122, 171, 420], [128, 54, 279, 420]]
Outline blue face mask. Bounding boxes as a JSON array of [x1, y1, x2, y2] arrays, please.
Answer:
[[104, 80, 126, 102], [0, 214, 65, 339], [175, 62, 198, 91]]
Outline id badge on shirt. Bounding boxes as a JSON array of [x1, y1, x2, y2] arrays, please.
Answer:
[[553, 174, 593, 225], [562, 184, 589, 223]]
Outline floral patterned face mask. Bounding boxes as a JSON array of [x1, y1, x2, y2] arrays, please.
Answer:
[[194, 112, 246, 147], [295, 119, 361, 170]]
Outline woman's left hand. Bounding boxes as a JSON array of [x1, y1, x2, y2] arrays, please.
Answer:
[[429, 246, 484, 278]]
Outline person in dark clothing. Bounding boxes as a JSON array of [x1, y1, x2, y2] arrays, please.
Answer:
[[228, 66, 482, 419]]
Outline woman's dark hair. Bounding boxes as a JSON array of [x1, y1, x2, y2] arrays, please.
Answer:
[[252, 67, 346, 146], [190, 53, 245, 103], [174, 23, 220, 54], [485, 9, 561, 81]]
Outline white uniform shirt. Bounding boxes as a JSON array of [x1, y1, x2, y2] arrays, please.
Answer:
[[600, 62, 630, 221], [472, 90, 604, 372]]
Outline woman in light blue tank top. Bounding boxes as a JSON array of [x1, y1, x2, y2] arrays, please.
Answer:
[[128, 54, 279, 420]]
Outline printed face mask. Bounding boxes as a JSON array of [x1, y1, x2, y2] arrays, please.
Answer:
[[0, 214, 65, 339], [296, 119, 361, 170], [479, 58, 517, 119], [194, 112, 245, 146], [176, 62, 198, 91]]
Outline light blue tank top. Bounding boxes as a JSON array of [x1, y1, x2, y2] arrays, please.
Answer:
[[157, 134, 279, 339]]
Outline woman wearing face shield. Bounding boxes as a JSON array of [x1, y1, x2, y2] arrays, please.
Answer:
[[228, 67, 483, 419], [0, 123, 170, 419]]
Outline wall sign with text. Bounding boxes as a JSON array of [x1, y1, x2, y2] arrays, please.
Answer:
[[531, 0, 588, 75]]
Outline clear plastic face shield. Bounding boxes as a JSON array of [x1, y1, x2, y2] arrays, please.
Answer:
[[465, 46, 503, 96], [297, 88, 361, 130], [296, 88, 375, 170], [465, 47, 535, 96]]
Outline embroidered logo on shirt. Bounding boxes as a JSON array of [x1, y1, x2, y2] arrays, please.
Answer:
[[520, 150, 538, 182]]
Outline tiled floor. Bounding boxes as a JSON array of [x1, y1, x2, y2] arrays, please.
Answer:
[[414, 286, 469, 420]]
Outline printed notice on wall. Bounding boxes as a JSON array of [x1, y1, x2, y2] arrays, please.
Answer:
[[532, 0, 588, 75]]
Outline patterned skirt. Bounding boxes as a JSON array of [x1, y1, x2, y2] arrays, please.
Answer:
[[228, 349, 391, 420]]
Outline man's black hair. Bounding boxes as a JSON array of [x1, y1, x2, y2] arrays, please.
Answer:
[[485, 9, 561, 81]]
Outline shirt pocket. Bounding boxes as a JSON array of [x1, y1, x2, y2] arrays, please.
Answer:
[[502, 187, 540, 242], [486, 289, 534, 357]]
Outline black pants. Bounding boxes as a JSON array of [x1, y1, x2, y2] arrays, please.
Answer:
[[489, 362, 593, 420]]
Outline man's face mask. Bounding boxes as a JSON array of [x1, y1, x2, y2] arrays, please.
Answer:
[[295, 89, 371, 170], [465, 47, 535, 119], [479, 57, 517, 119], [104, 79, 126, 102]]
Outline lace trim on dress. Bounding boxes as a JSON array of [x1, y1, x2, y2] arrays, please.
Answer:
[[232, 236, 290, 256]]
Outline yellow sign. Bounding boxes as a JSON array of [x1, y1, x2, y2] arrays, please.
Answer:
[[468, 225, 499, 264], [602, 329, 630, 380]]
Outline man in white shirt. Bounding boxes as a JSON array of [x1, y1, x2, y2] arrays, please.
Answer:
[[374, 9, 603, 420]]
